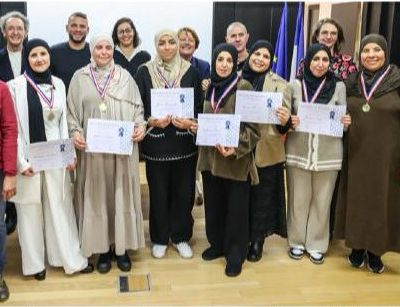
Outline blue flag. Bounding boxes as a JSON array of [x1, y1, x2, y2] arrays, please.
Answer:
[[290, 2, 305, 81], [272, 2, 288, 79]]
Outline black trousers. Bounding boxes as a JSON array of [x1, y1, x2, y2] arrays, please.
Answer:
[[202, 171, 250, 265], [146, 156, 196, 245]]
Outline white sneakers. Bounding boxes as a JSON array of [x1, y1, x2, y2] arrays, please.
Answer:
[[152, 244, 167, 258], [152, 242, 193, 259], [173, 242, 193, 259]]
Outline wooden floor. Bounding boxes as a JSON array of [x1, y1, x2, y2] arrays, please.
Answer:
[[3, 163, 400, 305]]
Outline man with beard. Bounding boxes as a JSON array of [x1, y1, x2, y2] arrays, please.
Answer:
[[225, 22, 249, 72], [0, 11, 29, 236], [51, 12, 90, 91]]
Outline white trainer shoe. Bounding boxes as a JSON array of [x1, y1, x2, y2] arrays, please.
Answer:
[[152, 244, 167, 259], [173, 241, 193, 259]]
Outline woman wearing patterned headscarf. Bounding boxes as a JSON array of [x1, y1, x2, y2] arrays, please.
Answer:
[[197, 43, 260, 277], [135, 29, 202, 260], [241, 40, 291, 262], [286, 43, 351, 265], [67, 34, 146, 274], [8, 38, 92, 280], [335, 34, 400, 274]]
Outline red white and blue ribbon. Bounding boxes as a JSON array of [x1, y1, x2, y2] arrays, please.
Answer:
[[361, 65, 391, 102], [155, 61, 183, 89], [302, 78, 326, 103], [24, 72, 54, 109], [89, 65, 115, 99], [211, 75, 240, 113]]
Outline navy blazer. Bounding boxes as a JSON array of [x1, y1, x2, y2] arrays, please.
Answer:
[[0, 48, 26, 82], [190, 56, 210, 80]]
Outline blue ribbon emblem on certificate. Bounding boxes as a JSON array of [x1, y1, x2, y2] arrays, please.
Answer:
[[180, 94, 185, 103], [119, 127, 124, 137], [329, 110, 335, 120], [267, 98, 272, 108], [60, 144, 65, 152]]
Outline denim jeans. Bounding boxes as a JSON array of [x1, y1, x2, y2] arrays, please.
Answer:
[[0, 173, 6, 274]]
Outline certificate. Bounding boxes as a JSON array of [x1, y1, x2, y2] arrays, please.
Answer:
[[86, 118, 134, 155], [151, 88, 194, 118], [196, 114, 241, 147], [28, 138, 75, 172], [235, 90, 283, 124], [296, 103, 346, 137]]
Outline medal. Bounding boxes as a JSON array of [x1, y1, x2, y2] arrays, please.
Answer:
[[362, 103, 370, 112], [360, 65, 391, 113], [99, 103, 107, 113], [47, 111, 55, 120]]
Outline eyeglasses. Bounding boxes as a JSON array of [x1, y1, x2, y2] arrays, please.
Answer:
[[117, 28, 133, 36], [320, 30, 337, 37]]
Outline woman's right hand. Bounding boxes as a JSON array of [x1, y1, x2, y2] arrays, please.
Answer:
[[22, 167, 34, 177], [149, 116, 172, 129], [201, 79, 211, 91], [291, 115, 300, 129], [73, 131, 86, 150]]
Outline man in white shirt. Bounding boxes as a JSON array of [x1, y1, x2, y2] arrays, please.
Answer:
[[0, 11, 28, 81]]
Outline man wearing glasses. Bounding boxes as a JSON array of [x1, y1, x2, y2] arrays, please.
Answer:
[[0, 11, 29, 236], [51, 12, 91, 91]]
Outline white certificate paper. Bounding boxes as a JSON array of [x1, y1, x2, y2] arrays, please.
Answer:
[[151, 88, 194, 118], [196, 114, 241, 147], [235, 90, 283, 124], [28, 138, 75, 172], [296, 103, 346, 137], [86, 119, 134, 155]]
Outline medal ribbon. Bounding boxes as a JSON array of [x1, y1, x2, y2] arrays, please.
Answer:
[[89, 65, 115, 99], [361, 65, 391, 102], [211, 75, 240, 113], [302, 78, 326, 103], [24, 72, 54, 110], [155, 61, 183, 88]]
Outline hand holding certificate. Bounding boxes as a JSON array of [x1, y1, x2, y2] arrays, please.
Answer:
[[151, 88, 194, 119], [86, 118, 135, 155], [196, 114, 241, 147], [296, 103, 346, 137], [28, 138, 75, 172], [235, 90, 283, 124]]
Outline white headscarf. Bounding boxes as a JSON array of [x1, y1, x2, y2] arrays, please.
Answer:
[[89, 33, 115, 71], [145, 29, 190, 89]]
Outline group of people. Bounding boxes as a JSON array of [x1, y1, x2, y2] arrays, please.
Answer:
[[0, 8, 399, 303]]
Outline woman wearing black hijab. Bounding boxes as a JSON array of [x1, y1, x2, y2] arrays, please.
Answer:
[[241, 40, 291, 262], [335, 34, 400, 274], [7, 39, 92, 280], [285, 43, 351, 265], [197, 43, 260, 277]]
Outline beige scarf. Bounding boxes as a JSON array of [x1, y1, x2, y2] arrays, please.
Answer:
[[146, 29, 191, 89]]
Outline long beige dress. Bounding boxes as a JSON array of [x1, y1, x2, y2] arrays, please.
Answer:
[[67, 64, 145, 257]]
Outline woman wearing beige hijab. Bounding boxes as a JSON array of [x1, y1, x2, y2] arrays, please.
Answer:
[[135, 29, 202, 259], [67, 34, 146, 274]]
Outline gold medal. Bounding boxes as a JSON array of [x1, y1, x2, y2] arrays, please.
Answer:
[[99, 103, 107, 113], [47, 111, 55, 120], [362, 103, 370, 113]]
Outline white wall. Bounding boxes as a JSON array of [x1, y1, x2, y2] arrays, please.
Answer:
[[27, 0, 213, 63]]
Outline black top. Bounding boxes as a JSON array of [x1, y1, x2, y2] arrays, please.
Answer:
[[0, 48, 27, 82], [50, 42, 91, 91], [135, 65, 203, 161], [113, 50, 151, 81]]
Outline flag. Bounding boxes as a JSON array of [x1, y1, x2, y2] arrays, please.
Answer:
[[272, 2, 288, 79], [289, 2, 304, 81]]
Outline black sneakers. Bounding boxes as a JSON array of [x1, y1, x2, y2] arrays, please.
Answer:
[[366, 251, 385, 274], [348, 249, 365, 268]]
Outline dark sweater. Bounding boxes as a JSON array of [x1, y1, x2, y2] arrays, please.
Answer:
[[113, 49, 151, 80], [50, 42, 91, 91], [135, 65, 202, 161]]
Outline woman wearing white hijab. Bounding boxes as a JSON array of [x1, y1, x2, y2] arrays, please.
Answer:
[[135, 29, 202, 259], [67, 34, 146, 274]]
